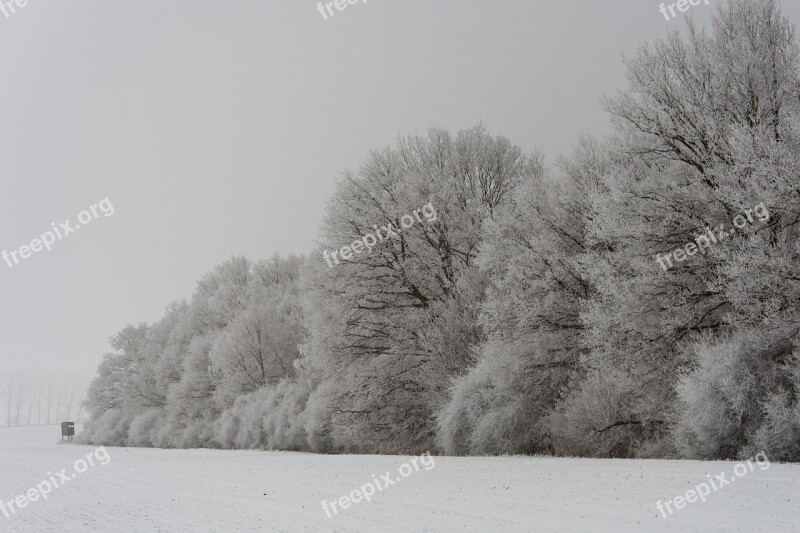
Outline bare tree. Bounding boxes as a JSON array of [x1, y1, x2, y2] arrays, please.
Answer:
[[13, 375, 32, 426], [4, 372, 14, 426]]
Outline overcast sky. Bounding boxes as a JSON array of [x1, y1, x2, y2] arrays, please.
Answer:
[[2, 0, 799, 380]]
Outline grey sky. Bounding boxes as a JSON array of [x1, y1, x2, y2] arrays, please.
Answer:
[[1, 0, 799, 379]]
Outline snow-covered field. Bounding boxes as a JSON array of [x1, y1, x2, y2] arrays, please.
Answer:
[[0, 426, 798, 532]]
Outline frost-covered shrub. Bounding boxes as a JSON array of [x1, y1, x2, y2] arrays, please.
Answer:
[[437, 358, 493, 455], [128, 408, 167, 447], [438, 339, 564, 455], [547, 369, 651, 458], [216, 405, 243, 449], [174, 418, 220, 449], [673, 333, 759, 459], [261, 379, 311, 450], [303, 380, 338, 453], [215, 378, 312, 450], [78, 408, 134, 447], [673, 330, 796, 459], [742, 377, 800, 462]]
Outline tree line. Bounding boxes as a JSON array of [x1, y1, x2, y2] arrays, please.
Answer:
[[81, 0, 800, 461]]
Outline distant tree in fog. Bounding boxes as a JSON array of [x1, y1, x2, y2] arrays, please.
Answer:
[[0, 372, 87, 426]]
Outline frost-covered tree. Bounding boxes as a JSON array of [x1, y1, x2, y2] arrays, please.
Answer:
[[301, 125, 539, 453], [438, 154, 586, 455], [553, 0, 800, 458], [81, 255, 307, 448]]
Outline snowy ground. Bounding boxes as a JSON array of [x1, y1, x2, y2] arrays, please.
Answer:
[[0, 426, 798, 532]]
